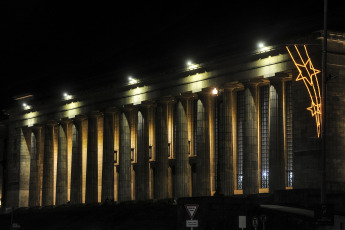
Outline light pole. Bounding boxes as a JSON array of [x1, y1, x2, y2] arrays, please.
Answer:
[[321, 0, 327, 205]]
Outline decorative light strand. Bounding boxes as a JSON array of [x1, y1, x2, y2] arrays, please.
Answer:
[[286, 45, 322, 138]]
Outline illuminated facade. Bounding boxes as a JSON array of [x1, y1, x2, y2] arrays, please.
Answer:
[[1, 31, 345, 208]]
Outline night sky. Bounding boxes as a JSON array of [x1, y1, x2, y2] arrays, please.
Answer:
[[3, 1, 345, 114]]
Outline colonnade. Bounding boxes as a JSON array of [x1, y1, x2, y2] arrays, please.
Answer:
[[13, 77, 293, 208]]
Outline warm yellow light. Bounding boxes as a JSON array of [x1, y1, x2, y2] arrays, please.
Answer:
[[128, 76, 138, 85], [23, 103, 31, 110], [186, 61, 199, 71], [63, 93, 73, 100], [286, 45, 321, 137], [212, 88, 218, 95]]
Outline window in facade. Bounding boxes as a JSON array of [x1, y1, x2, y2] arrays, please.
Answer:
[[236, 91, 245, 190], [260, 85, 270, 188], [286, 81, 294, 187]]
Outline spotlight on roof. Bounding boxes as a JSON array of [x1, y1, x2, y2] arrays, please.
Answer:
[[186, 60, 199, 71], [128, 76, 138, 85], [63, 92, 73, 100], [257, 42, 269, 52], [23, 103, 31, 110]]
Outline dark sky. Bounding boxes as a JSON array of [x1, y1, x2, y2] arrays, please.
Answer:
[[2, 1, 345, 112]]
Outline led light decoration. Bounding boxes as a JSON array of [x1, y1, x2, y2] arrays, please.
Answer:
[[286, 45, 321, 137]]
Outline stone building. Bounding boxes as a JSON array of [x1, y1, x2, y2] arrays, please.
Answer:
[[1, 31, 345, 208]]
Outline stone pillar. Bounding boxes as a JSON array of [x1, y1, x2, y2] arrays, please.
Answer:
[[70, 115, 87, 204], [18, 126, 31, 207], [114, 112, 120, 201], [128, 106, 137, 200], [5, 124, 20, 208], [181, 93, 197, 197], [56, 118, 73, 205], [155, 97, 174, 199], [196, 88, 216, 196], [102, 108, 119, 202], [86, 112, 103, 204], [29, 125, 44, 206], [269, 77, 287, 192], [136, 102, 154, 200], [242, 82, 259, 195], [219, 82, 244, 196], [118, 108, 133, 202], [42, 121, 59, 206], [174, 99, 189, 198]]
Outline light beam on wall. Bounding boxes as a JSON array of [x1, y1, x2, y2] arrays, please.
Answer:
[[286, 45, 322, 138]]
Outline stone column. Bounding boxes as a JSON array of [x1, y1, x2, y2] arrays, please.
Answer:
[[118, 107, 133, 202], [136, 102, 154, 200], [155, 97, 174, 199], [86, 112, 103, 204], [128, 106, 138, 200], [219, 82, 244, 196], [70, 115, 87, 204], [269, 76, 289, 191], [242, 81, 258, 195], [183, 93, 197, 196], [196, 88, 216, 196], [242, 79, 268, 195], [42, 121, 59, 206], [174, 98, 189, 198], [56, 118, 73, 205], [18, 126, 31, 207], [29, 125, 44, 207], [102, 108, 119, 202]]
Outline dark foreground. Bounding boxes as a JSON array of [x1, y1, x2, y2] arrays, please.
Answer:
[[0, 199, 177, 230], [1, 190, 345, 230]]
